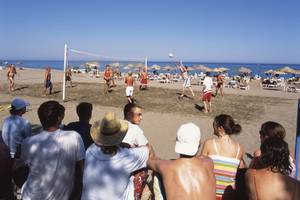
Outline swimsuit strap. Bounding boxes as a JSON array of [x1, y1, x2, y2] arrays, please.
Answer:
[[213, 139, 219, 155], [235, 143, 240, 159]]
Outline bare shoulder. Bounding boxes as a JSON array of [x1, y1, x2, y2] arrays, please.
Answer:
[[196, 155, 214, 168]]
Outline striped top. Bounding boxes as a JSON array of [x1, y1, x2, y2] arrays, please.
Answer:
[[209, 139, 240, 199]]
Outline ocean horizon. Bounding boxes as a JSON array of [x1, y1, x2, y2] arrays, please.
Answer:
[[2, 60, 300, 78]]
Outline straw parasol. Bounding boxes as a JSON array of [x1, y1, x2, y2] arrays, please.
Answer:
[[238, 66, 252, 74], [85, 61, 99, 68], [162, 65, 173, 71], [125, 63, 135, 68], [213, 67, 229, 73], [109, 62, 123, 67], [123, 66, 130, 70], [187, 66, 195, 71], [135, 63, 144, 68], [264, 69, 274, 74], [195, 65, 212, 72], [277, 66, 297, 74], [150, 64, 161, 70], [274, 71, 286, 75]]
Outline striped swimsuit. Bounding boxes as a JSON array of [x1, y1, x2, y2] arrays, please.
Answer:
[[209, 139, 240, 200]]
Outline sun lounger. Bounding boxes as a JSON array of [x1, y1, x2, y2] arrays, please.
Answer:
[[286, 82, 300, 92]]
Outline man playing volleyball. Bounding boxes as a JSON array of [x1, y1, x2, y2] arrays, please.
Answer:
[[103, 65, 113, 94], [139, 68, 148, 90], [44, 67, 53, 95], [215, 73, 224, 97], [125, 71, 135, 103], [202, 72, 213, 113], [179, 65, 195, 98]]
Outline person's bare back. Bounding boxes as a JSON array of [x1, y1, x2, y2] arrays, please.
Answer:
[[149, 156, 216, 200], [246, 168, 300, 200]]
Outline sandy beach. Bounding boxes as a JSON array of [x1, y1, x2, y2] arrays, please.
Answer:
[[0, 68, 299, 164]]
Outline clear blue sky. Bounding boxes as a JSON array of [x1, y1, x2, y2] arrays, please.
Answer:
[[1, 0, 299, 63]]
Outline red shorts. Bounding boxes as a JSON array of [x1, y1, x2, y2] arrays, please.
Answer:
[[140, 78, 147, 84], [202, 92, 212, 102]]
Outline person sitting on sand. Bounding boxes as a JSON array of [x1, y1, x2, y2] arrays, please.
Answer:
[[65, 68, 73, 87], [1, 98, 31, 159], [139, 68, 148, 90], [148, 123, 216, 200], [179, 65, 195, 98], [20, 101, 85, 200], [81, 112, 154, 200], [245, 137, 300, 200], [215, 73, 224, 97], [249, 121, 296, 178], [65, 102, 94, 150], [125, 71, 135, 103], [201, 114, 246, 200], [103, 65, 113, 94], [7, 64, 17, 91], [44, 67, 53, 95], [202, 72, 213, 113]]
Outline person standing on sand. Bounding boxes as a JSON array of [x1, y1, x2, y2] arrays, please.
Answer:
[[139, 68, 148, 90], [125, 71, 135, 103], [7, 64, 17, 91], [215, 73, 224, 98], [103, 65, 113, 94], [44, 67, 53, 95], [65, 68, 73, 87], [148, 123, 216, 200], [202, 72, 213, 113], [179, 65, 195, 98]]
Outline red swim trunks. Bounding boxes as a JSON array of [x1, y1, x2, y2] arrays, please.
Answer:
[[202, 91, 212, 102], [140, 78, 147, 84]]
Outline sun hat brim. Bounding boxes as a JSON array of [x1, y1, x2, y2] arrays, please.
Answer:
[[175, 141, 199, 156], [91, 120, 128, 146]]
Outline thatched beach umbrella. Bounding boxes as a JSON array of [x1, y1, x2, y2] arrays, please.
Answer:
[[150, 64, 161, 70], [125, 63, 135, 68], [110, 62, 123, 67], [135, 63, 144, 68], [213, 67, 229, 73], [277, 66, 297, 74], [238, 66, 252, 74], [264, 69, 274, 74], [274, 71, 286, 75], [187, 66, 195, 71], [195, 65, 212, 72], [85, 61, 99, 68], [162, 65, 173, 71]]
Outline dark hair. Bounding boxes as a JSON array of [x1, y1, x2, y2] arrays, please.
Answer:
[[260, 137, 292, 175], [260, 121, 286, 140], [123, 103, 142, 120], [100, 145, 120, 155], [38, 101, 65, 129], [9, 106, 25, 115], [76, 102, 93, 122], [213, 114, 241, 135], [206, 72, 210, 76], [184, 66, 188, 69]]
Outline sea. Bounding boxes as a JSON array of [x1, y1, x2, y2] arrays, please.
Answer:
[[2, 60, 300, 78]]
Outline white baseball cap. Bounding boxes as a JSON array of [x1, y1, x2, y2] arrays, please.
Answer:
[[11, 98, 30, 110], [175, 123, 201, 156]]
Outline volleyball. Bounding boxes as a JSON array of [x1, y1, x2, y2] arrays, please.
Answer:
[[168, 53, 174, 58]]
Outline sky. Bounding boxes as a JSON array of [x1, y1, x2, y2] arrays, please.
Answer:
[[1, 0, 300, 63]]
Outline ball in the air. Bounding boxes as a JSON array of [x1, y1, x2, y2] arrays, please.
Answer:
[[168, 53, 173, 58]]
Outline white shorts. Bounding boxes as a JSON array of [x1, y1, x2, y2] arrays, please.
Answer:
[[183, 78, 191, 88], [126, 86, 134, 97]]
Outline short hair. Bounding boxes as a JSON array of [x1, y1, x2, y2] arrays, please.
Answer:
[[260, 121, 286, 140], [123, 103, 142, 120], [213, 114, 241, 135], [38, 101, 65, 129], [76, 102, 93, 121], [260, 137, 292, 175], [206, 72, 210, 76]]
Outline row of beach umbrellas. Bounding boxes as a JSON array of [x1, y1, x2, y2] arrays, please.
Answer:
[[84, 62, 299, 75]]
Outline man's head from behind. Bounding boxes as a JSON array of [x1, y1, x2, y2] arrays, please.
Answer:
[[123, 103, 143, 125], [175, 123, 201, 157], [77, 102, 93, 122], [10, 98, 30, 116], [38, 101, 65, 130]]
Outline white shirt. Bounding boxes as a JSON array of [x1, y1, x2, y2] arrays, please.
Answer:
[[122, 122, 148, 147], [21, 129, 85, 200], [203, 76, 213, 92], [81, 144, 149, 200], [1, 115, 31, 158]]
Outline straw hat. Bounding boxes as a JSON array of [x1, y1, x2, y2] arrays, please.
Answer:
[[90, 112, 128, 146]]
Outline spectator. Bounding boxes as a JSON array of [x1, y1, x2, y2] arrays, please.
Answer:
[[201, 114, 246, 200], [65, 102, 93, 149], [2, 98, 31, 159], [82, 112, 152, 200], [148, 123, 216, 200], [245, 137, 300, 200], [20, 101, 85, 200]]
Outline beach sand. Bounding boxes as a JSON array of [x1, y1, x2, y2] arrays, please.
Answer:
[[0, 68, 299, 164]]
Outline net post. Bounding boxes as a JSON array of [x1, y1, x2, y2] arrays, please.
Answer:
[[145, 56, 148, 72], [295, 99, 300, 180], [62, 44, 68, 101]]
